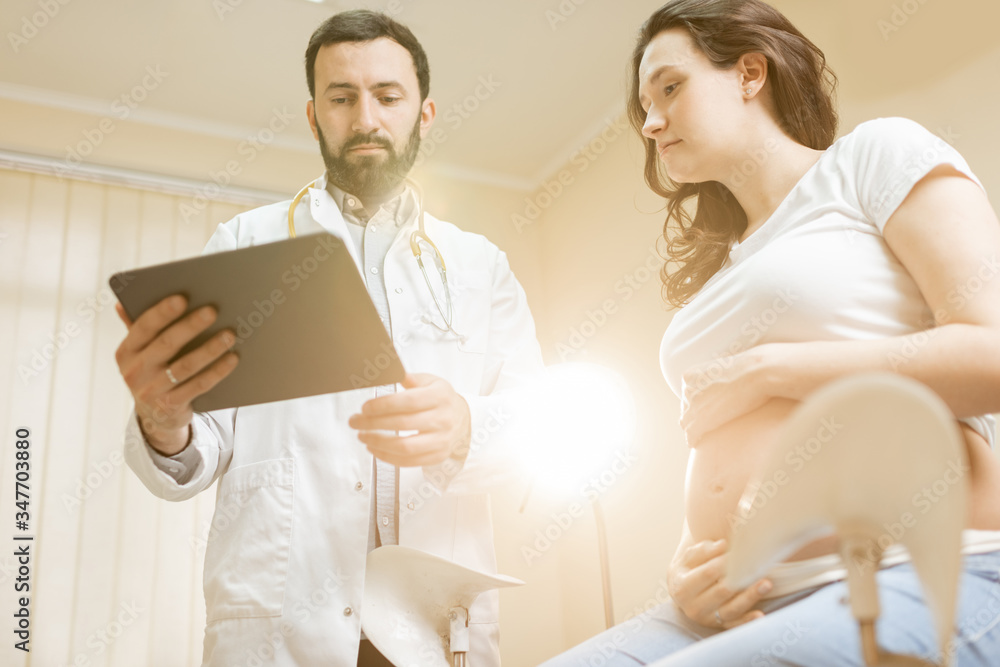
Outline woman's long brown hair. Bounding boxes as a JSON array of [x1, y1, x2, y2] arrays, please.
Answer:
[[628, 0, 839, 307]]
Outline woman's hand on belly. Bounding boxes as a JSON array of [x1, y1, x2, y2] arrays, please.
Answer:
[[669, 538, 773, 629], [680, 344, 782, 447]]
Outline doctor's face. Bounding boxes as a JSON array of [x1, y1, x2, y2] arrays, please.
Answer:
[[307, 37, 435, 199]]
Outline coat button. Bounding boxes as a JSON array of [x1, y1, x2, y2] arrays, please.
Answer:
[[370, 266, 379, 274], [343, 607, 353, 616], [395, 287, 403, 294], [355, 482, 364, 491]]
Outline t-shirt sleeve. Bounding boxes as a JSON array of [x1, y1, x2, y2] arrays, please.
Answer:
[[853, 117, 985, 233]]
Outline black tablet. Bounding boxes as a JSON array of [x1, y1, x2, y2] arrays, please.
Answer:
[[110, 232, 405, 411]]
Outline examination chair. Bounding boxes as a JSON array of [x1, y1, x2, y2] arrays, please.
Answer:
[[362, 545, 523, 667], [726, 373, 968, 667]]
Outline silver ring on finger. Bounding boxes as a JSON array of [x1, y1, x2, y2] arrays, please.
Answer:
[[165, 367, 179, 385], [714, 610, 724, 628]]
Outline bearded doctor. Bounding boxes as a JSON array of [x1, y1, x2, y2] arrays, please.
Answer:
[[113, 10, 543, 666]]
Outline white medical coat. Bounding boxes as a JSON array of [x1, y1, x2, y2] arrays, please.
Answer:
[[123, 180, 544, 666]]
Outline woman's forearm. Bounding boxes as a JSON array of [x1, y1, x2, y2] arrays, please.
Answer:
[[765, 323, 1000, 418]]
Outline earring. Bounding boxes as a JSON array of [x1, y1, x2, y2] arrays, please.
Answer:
[[746, 87, 753, 96]]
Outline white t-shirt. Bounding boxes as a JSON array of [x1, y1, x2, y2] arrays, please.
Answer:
[[660, 117, 996, 449]]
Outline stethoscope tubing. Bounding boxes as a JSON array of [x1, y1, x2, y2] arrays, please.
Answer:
[[287, 179, 462, 340]]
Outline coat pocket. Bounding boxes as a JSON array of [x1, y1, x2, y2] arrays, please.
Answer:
[[448, 270, 491, 355], [204, 458, 294, 623]]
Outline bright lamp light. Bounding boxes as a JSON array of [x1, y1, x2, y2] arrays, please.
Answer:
[[512, 362, 636, 495]]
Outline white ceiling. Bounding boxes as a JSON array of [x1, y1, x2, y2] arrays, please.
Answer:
[[2, 0, 997, 190]]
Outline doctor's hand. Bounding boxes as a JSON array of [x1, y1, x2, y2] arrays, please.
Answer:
[[668, 538, 771, 630], [114, 295, 239, 456], [349, 373, 471, 467], [680, 344, 780, 447]]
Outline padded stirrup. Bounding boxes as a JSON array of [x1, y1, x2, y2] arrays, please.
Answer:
[[362, 545, 523, 666], [726, 373, 967, 666]]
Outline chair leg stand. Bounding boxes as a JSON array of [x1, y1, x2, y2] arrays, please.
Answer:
[[449, 606, 470, 667], [841, 530, 884, 667], [859, 620, 879, 667]]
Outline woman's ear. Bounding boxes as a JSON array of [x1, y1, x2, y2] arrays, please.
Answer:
[[738, 52, 768, 97]]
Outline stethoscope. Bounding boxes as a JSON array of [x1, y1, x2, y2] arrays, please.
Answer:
[[287, 179, 463, 339]]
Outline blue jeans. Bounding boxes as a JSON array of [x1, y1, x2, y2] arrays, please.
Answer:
[[540, 551, 1000, 666]]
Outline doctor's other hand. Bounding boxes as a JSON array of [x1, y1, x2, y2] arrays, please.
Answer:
[[114, 295, 238, 455], [349, 373, 471, 467], [668, 538, 772, 630]]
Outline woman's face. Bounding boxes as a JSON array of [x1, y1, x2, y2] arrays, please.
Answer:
[[637, 28, 748, 184]]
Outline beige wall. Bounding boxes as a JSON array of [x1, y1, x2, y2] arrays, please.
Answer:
[[527, 123, 682, 655]]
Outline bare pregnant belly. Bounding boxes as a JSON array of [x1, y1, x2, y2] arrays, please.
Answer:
[[685, 397, 1000, 561]]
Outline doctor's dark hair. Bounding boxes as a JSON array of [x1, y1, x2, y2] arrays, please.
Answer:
[[305, 10, 430, 101], [628, 0, 838, 308]]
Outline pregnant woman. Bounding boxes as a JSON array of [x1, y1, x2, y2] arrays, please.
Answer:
[[543, 0, 1000, 665]]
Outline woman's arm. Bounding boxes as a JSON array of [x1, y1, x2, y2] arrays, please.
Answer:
[[773, 166, 1000, 408], [681, 166, 1000, 445]]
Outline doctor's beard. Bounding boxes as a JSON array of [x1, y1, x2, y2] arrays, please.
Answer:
[[316, 115, 422, 200]]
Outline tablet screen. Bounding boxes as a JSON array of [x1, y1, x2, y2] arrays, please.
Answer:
[[111, 232, 405, 411]]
